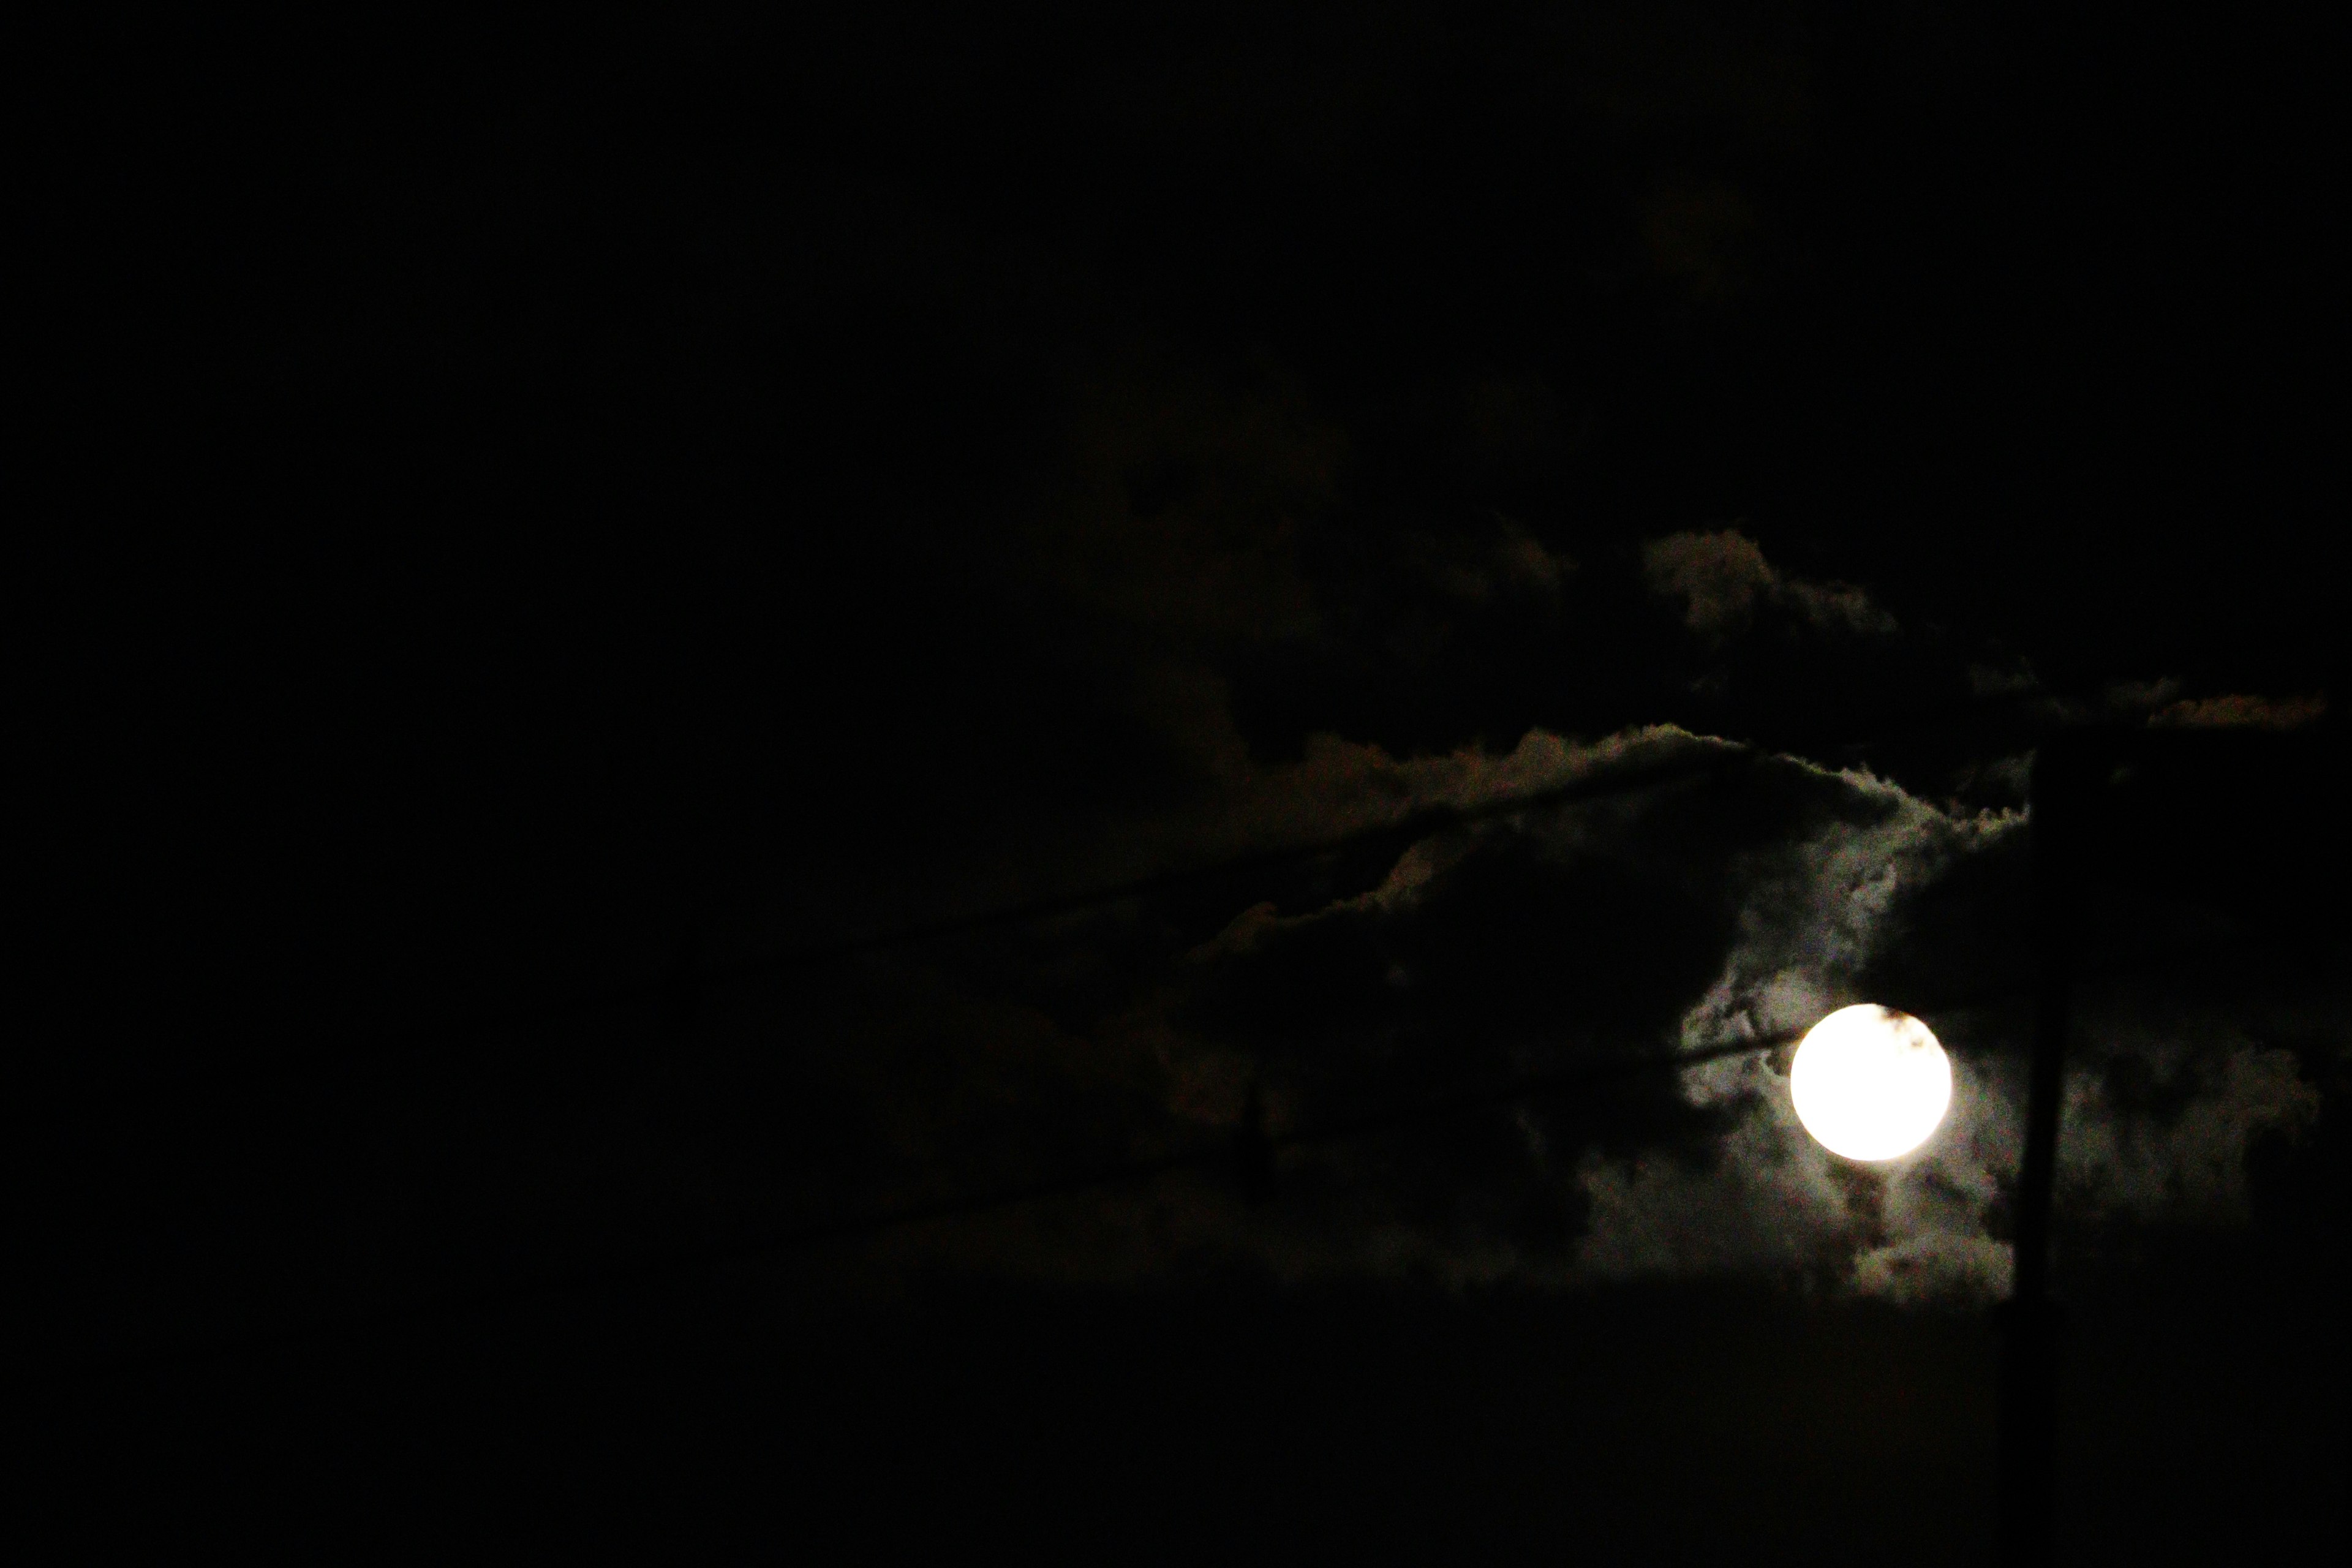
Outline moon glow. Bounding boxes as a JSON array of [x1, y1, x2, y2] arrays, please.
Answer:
[[1790, 1005, 1952, 1161]]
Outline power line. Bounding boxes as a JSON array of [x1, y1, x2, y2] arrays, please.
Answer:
[[50, 739, 1768, 1120], [691, 683, 2061, 987], [16, 1031, 1796, 1391], [24, 969, 2061, 1389], [45, 684, 2065, 1120], [19, 687, 2105, 1386]]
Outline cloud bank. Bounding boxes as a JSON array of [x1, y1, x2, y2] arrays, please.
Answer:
[[803, 722, 2334, 1307]]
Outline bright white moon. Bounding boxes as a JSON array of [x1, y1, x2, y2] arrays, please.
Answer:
[[1789, 1004, 1952, 1161]]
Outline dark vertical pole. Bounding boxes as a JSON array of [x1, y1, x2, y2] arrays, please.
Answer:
[[1999, 737, 2082, 1566]]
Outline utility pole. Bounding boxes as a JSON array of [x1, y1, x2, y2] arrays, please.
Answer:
[[1998, 716, 2345, 1562], [1999, 732, 2089, 1566]]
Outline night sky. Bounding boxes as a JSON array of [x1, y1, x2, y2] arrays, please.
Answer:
[[26, 4, 2349, 1559]]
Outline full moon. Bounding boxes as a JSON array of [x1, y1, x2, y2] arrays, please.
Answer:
[[1789, 1004, 1952, 1161]]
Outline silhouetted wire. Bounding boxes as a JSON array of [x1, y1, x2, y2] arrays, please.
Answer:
[[29, 968, 2073, 1389], [20, 687, 2086, 1382], [20, 1031, 1796, 1390], [62, 742, 1763, 1117], [693, 683, 2059, 986], [68, 684, 2063, 1115]]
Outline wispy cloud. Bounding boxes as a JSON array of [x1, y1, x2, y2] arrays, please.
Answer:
[[1642, 528, 1898, 641]]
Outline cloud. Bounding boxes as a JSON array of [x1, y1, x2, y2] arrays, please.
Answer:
[[1494, 521, 1572, 596], [1032, 358, 1346, 658], [1643, 529, 1774, 638], [2100, 677, 2183, 717], [1139, 742, 2026, 1289], [736, 706, 2336, 1308], [1566, 756, 2029, 1299], [1166, 739, 2331, 1305], [1565, 751, 2334, 1303], [1642, 528, 1897, 641], [1671, 761, 2026, 1049], [2059, 1013, 2322, 1221], [2151, 692, 2329, 731], [1050, 716, 1736, 911], [1432, 517, 1574, 604], [1967, 658, 2041, 697], [1578, 1033, 2028, 1302]]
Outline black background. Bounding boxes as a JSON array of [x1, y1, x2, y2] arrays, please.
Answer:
[[24, 4, 2348, 1558]]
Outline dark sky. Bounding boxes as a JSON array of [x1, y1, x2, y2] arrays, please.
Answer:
[[26, 4, 2349, 1558]]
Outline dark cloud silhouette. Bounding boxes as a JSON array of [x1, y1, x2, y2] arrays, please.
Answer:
[[1643, 527, 1898, 642]]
